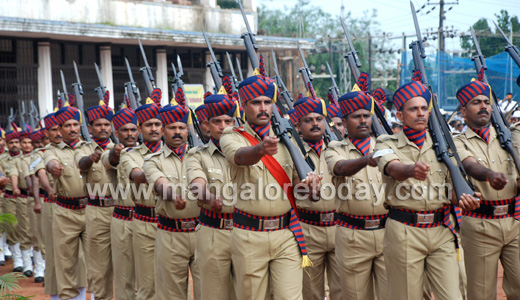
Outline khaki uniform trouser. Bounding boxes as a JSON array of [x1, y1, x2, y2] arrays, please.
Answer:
[[336, 225, 388, 300], [299, 222, 340, 300], [232, 227, 303, 300], [133, 218, 157, 300], [53, 204, 88, 300], [27, 197, 44, 253], [15, 197, 31, 250], [3, 196, 19, 244], [462, 216, 520, 300], [383, 218, 462, 300], [43, 201, 87, 296], [195, 225, 236, 300], [111, 217, 136, 300], [155, 228, 200, 300], [85, 205, 114, 300]]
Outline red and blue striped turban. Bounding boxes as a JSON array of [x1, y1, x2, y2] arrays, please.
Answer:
[[135, 88, 162, 125], [112, 108, 137, 131], [326, 104, 342, 119], [204, 94, 238, 119], [338, 91, 374, 116], [5, 130, 19, 142], [44, 113, 58, 128], [392, 81, 431, 111], [238, 75, 276, 105], [288, 109, 298, 124], [87, 91, 114, 123], [293, 96, 327, 119], [55, 106, 81, 126], [30, 129, 46, 142], [158, 104, 189, 125], [19, 124, 34, 140], [456, 80, 490, 107], [194, 105, 209, 122]]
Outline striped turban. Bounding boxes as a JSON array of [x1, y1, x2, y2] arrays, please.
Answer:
[[44, 113, 59, 129], [392, 81, 431, 111], [293, 96, 327, 119], [158, 104, 189, 125], [30, 129, 46, 142], [87, 92, 114, 123], [19, 124, 34, 140], [288, 109, 299, 124], [326, 104, 342, 119], [338, 91, 374, 116], [55, 106, 81, 126], [456, 80, 490, 107], [195, 105, 209, 122], [204, 94, 238, 119], [112, 108, 137, 131]]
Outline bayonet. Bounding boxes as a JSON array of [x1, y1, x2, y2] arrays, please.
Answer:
[[177, 55, 184, 77], [340, 17, 361, 79], [71, 61, 91, 141], [271, 50, 293, 110], [94, 62, 119, 143], [60, 70, 69, 102], [492, 20, 520, 72], [226, 52, 239, 90], [137, 38, 157, 96], [124, 57, 142, 109], [20, 101, 26, 129], [326, 62, 340, 104], [298, 45, 313, 82], [202, 29, 223, 89], [236, 57, 244, 82], [7, 108, 14, 130], [29, 100, 39, 130]]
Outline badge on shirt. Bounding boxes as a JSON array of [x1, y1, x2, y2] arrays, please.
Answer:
[[29, 157, 42, 171], [208, 168, 222, 175], [373, 149, 394, 158]]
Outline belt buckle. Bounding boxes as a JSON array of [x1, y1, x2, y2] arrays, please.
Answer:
[[417, 213, 435, 224], [181, 220, 196, 229], [222, 219, 233, 229], [128, 210, 134, 219], [320, 212, 335, 223], [262, 219, 280, 230], [79, 198, 88, 205], [103, 199, 114, 207], [364, 219, 381, 229], [493, 205, 509, 216]]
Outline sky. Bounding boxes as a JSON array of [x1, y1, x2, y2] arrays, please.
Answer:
[[256, 0, 520, 52]]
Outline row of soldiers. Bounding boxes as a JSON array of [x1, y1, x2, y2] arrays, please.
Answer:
[[0, 53, 519, 300]]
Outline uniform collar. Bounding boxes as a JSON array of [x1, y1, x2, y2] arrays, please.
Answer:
[[464, 124, 495, 144], [396, 129, 432, 152], [244, 122, 273, 141], [208, 139, 223, 155]]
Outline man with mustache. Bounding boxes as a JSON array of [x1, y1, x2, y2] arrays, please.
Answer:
[[292, 96, 341, 300], [326, 103, 346, 138], [195, 104, 211, 143], [187, 90, 238, 300], [454, 78, 520, 300], [1, 127, 25, 273], [32, 111, 87, 299], [144, 92, 201, 300], [119, 90, 162, 300], [101, 106, 139, 300], [220, 58, 321, 300], [44, 102, 89, 300], [75, 95, 115, 300], [325, 89, 388, 300], [374, 77, 479, 300]]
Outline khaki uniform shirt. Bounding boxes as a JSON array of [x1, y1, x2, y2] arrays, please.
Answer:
[[374, 131, 451, 211], [186, 141, 234, 213], [74, 141, 114, 197], [18, 154, 32, 189], [119, 144, 156, 207], [0, 151, 8, 177], [44, 142, 87, 198], [455, 126, 519, 200], [325, 138, 387, 216], [510, 122, 520, 161], [1, 152, 22, 191], [30, 146, 55, 191], [220, 123, 297, 217], [144, 145, 198, 219], [296, 142, 335, 212], [101, 149, 121, 204]]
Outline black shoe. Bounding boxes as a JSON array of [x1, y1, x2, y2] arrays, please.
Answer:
[[23, 270, 33, 277], [0, 260, 4, 266], [5, 255, 12, 260], [34, 276, 44, 283], [13, 266, 23, 272]]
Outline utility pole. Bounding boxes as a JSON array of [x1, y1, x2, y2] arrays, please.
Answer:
[[368, 32, 372, 89], [427, 0, 459, 52]]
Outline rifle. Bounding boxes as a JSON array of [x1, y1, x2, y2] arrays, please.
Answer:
[[29, 100, 39, 130], [226, 52, 240, 91], [409, 1, 475, 201], [124, 57, 142, 110], [237, 0, 314, 179], [71, 63, 92, 142], [19, 100, 26, 130], [470, 26, 520, 175], [94, 63, 119, 144], [7, 108, 15, 131], [270, 52, 316, 171], [297, 45, 341, 144], [340, 17, 392, 137], [171, 57, 204, 147], [202, 29, 223, 89], [493, 21, 520, 70], [137, 38, 156, 97], [325, 62, 340, 105], [236, 57, 244, 82]]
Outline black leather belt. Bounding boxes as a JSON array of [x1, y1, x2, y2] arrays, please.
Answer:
[[233, 211, 291, 231], [389, 209, 444, 224], [473, 202, 514, 217], [158, 215, 199, 230], [337, 213, 387, 230], [297, 210, 337, 224], [56, 196, 88, 208], [87, 197, 114, 207], [134, 205, 156, 218], [39, 188, 49, 198], [113, 206, 134, 219], [198, 212, 233, 229]]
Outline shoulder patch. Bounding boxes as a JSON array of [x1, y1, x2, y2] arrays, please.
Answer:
[[376, 134, 397, 142], [145, 151, 162, 161]]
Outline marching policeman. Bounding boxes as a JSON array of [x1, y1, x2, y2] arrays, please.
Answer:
[[101, 106, 139, 300], [119, 90, 162, 300], [143, 92, 201, 300], [325, 89, 389, 300], [75, 95, 115, 300], [292, 96, 341, 300], [44, 102, 89, 300], [220, 60, 321, 300], [454, 78, 520, 299], [374, 78, 478, 300], [326, 103, 345, 138], [187, 90, 237, 300]]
